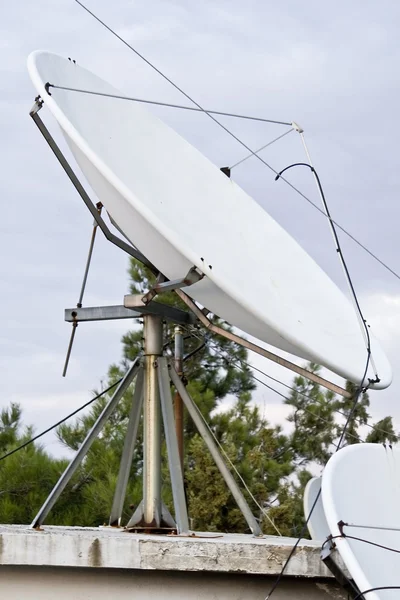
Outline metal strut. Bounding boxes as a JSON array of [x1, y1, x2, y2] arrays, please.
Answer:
[[175, 290, 352, 399], [29, 98, 156, 272]]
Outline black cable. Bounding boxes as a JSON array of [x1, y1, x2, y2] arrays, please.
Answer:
[[238, 356, 390, 439], [264, 164, 372, 598], [200, 336, 380, 444], [73, 0, 400, 284], [354, 587, 400, 599], [276, 162, 375, 383], [0, 378, 123, 463], [206, 344, 350, 445], [264, 488, 322, 598], [264, 385, 368, 599], [328, 533, 400, 556], [184, 327, 395, 441]]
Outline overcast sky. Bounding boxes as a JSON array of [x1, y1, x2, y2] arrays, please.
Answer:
[[2, 0, 400, 459]]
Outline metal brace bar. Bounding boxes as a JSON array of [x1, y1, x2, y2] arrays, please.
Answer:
[[65, 304, 196, 325], [157, 358, 190, 535], [175, 290, 352, 399], [125, 266, 204, 308], [169, 365, 262, 536], [29, 100, 157, 273], [109, 368, 144, 527], [30, 358, 141, 528]]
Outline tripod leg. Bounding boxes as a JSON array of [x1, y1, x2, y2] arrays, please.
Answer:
[[109, 368, 144, 526], [157, 358, 189, 535], [169, 366, 262, 536], [30, 358, 141, 529]]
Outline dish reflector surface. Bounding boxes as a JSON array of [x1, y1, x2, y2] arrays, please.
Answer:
[[303, 477, 330, 542], [27, 51, 391, 388], [323, 444, 400, 599]]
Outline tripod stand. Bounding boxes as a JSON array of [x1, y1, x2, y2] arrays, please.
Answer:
[[31, 314, 261, 536]]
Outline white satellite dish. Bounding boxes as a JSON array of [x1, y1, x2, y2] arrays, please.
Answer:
[[303, 476, 330, 542], [27, 51, 391, 388], [322, 444, 400, 599]]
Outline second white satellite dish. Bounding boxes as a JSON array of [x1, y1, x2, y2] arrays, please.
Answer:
[[303, 477, 330, 542], [27, 51, 391, 388], [322, 444, 400, 599]]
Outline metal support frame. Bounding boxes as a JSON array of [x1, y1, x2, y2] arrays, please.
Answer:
[[169, 367, 262, 536], [31, 315, 261, 535], [175, 290, 352, 399], [31, 357, 141, 528], [29, 99, 156, 272], [65, 303, 195, 325], [158, 358, 189, 534], [135, 266, 204, 306]]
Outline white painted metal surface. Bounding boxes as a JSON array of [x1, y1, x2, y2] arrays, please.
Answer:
[[28, 51, 391, 388], [304, 477, 330, 542], [323, 444, 400, 599]]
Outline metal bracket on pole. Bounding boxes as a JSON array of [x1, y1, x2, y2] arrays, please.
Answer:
[[65, 303, 196, 326], [124, 266, 204, 308], [175, 289, 352, 399]]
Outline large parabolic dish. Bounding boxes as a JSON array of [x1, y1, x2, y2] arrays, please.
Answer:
[[27, 51, 392, 388], [322, 444, 400, 600]]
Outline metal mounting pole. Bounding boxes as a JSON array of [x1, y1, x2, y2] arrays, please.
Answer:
[[30, 357, 140, 528], [143, 315, 163, 526], [174, 326, 184, 470]]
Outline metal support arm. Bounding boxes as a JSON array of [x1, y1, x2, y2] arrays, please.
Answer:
[[65, 303, 196, 325], [175, 290, 351, 399], [29, 101, 156, 272]]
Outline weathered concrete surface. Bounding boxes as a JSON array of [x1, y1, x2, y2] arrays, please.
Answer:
[[0, 566, 348, 600], [0, 525, 338, 577]]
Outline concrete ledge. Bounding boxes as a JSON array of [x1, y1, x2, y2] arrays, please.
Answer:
[[0, 525, 335, 578]]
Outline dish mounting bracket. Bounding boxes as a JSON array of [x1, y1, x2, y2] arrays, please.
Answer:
[[320, 542, 361, 598], [125, 266, 204, 308]]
